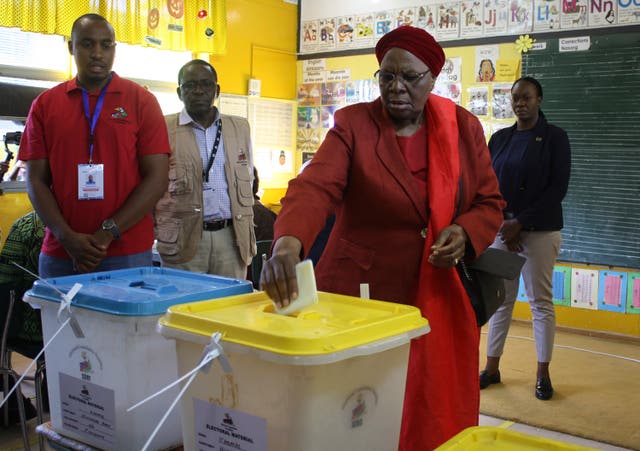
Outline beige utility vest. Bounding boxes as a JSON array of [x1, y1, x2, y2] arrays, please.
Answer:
[[154, 113, 256, 265]]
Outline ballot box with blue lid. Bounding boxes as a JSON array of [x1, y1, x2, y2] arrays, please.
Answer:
[[26, 266, 252, 315], [24, 267, 253, 451]]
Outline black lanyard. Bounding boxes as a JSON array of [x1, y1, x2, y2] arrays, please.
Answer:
[[203, 121, 222, 183]]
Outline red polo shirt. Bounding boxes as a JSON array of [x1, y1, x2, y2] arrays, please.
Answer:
[[18, 72, 171, 258]]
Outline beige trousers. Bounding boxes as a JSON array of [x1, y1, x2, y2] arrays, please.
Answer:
[[162, 226, 247, 280], [486, 230, 562, 362]]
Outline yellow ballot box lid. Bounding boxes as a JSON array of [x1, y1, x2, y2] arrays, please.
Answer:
[[158, 291, 429, 365], [436, 426, 600, 451]]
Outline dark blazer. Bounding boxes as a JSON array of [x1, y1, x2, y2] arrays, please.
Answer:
[[488, 113, 571, 231], [252, 201, 276, 242], [274, 96, 503, 304]]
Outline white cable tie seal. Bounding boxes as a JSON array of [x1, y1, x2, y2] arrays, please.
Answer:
[[200, 332, 231, 373], [11, 260, 84, 339], [10, 261, 84, 336], [0, 283, 81, 410], [56, 282, 84, 338], [0, 265, 86, 410], [134, 332, 231, 451]]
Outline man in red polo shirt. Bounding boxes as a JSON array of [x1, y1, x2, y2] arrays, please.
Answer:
[[18, 13, 170, 277]]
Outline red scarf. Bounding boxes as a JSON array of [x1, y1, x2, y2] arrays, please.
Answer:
[[399, 95, 480, 450]]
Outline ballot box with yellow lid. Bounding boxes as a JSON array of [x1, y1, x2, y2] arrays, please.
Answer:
[[436, 426, 600, 450], [157, 291, 430, 451]]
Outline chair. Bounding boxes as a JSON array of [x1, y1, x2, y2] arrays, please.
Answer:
[[1, 289, 46, 451], [1, 290, 30, 448], [250, 240, 273, 289]]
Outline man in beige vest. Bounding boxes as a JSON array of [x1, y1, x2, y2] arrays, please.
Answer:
[[154, 59, 256, 279]]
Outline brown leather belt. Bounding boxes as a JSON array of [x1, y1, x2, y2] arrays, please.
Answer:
[[203, 219, 233, 231]]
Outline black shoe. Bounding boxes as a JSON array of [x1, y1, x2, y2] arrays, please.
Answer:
[[479, 370, 501, 389], [535, 377, 554, 400]]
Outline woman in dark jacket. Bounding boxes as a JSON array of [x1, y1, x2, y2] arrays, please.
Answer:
[[479, 76, 571, 400]]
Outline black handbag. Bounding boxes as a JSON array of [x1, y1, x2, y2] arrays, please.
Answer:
[[456, 247, 526, 326]]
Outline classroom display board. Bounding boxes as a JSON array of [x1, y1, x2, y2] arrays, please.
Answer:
[[627, 273, 640, 314], [522, 33, 640, 269], [299, 0, 640, 56], [218, 94, 296, 189], [518, 265, 639, 314]]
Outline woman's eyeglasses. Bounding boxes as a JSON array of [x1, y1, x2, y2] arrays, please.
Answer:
[[374, 69, 430, 85]]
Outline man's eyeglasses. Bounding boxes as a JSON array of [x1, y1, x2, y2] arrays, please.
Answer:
[[180, 79, 217, 91], [374, 69, 430, 85]]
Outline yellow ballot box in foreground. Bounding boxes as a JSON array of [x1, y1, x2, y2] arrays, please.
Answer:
[[158, 291, 430, 451]]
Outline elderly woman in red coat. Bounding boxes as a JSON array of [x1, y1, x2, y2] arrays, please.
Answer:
[[261, 26, 504, 450]]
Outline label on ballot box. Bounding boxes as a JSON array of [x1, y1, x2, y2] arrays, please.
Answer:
[[59, 373, 116, 448], [193, 398, 268, 451]]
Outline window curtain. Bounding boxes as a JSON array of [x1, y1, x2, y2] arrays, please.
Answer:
[[0, 0, 227, 54]]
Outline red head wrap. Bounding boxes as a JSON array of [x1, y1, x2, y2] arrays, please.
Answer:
[[375, 26, 445, 77]]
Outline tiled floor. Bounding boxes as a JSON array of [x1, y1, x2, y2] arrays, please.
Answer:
[[1, 342, 637, 451]]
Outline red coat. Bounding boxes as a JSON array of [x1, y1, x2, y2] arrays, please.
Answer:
[[275, 95, 503, 450]]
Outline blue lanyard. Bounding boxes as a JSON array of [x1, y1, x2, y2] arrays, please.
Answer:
[[81, 75, 112, 164]]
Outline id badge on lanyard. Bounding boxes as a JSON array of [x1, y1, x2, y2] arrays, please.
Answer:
[[78, 164, 105, 199], [78, 76, 110, 200]]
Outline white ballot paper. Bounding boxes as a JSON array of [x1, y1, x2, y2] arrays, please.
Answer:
[[275, 259, 318, 315]]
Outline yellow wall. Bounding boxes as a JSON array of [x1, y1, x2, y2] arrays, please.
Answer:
[[207, 0, 298, 207], [210, 0, 298, 100], [0, 188, 33, 249], [261, 187, 286, 212]]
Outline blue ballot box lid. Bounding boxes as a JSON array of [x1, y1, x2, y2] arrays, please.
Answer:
[[25, 266, 253, 316]]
